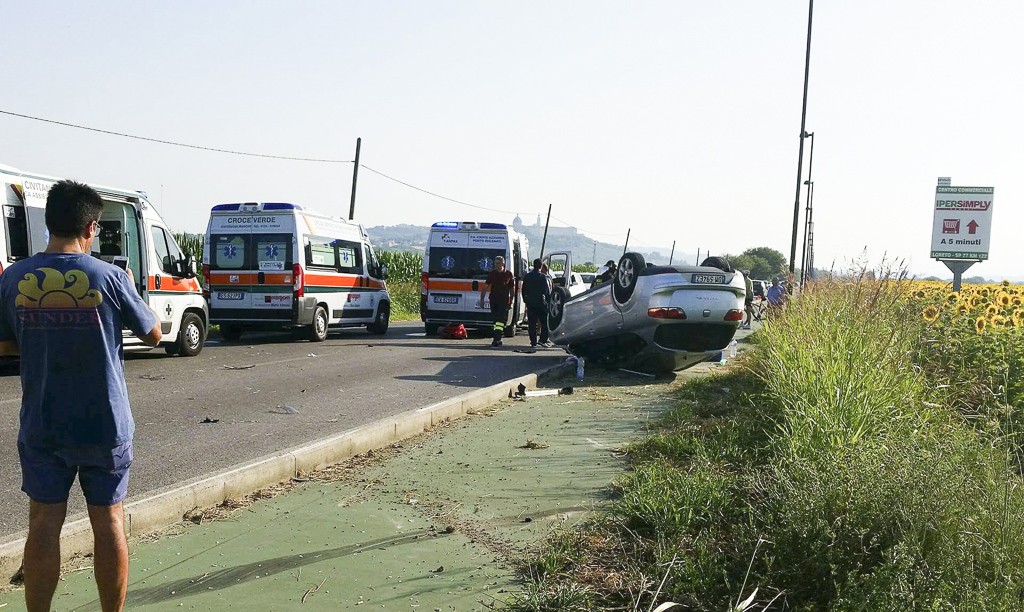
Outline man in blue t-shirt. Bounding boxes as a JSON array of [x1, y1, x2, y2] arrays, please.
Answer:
[[0, 180, 161, 612]]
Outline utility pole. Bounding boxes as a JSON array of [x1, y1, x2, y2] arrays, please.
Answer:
[[348, 137, 361, 220], [800, 131, 815, 284], [539, 203, 552, 258], [788, 0, 814, 273]]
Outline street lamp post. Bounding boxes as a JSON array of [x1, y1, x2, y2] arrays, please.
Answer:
[[788, 0, 815, 274]]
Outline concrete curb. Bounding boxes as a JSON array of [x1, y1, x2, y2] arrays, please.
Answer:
[[0, 363, 569, 581]]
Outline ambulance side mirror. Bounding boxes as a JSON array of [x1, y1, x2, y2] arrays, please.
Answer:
[[378, 263, 389, 280], [178, 254, 198, 279]]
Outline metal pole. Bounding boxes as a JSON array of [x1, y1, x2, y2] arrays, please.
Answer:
[[622, 229, 631, 255], [668, 240, 676, 265], [696, 248, 700, 264], [789, 0, 814, 273], [539, 203, 552, 258], [348, 137, 361, 220], [801, 182, 815, 281], [799, 132, 815, 283]]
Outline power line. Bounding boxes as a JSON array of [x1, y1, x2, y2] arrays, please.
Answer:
[[360, 164, 519, 215], [1, 107, 668, 245], [0, 109, 353, 163]]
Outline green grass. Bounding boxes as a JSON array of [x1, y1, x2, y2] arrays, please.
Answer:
[[500, 274, 1024, 611]]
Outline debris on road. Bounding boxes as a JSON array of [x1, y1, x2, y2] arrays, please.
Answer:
[[222, 364, 256, 370], [619, 368, 656, 378], [519, 440, 549, 450], [138, 373, 166, 381], [510, 383, 574, 399], [200, 417, 219, 424], [270, 405, 300, 414]]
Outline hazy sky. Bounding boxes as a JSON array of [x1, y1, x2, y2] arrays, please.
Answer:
[[2, 1, 1020, 278]]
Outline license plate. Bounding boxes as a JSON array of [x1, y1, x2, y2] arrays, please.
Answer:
[[217, 291, 245, 300], [692, 274, 726, 284], [433, 295, 460, 304]]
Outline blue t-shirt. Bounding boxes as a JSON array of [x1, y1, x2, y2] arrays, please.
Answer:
[[0, 252, 158, 448]]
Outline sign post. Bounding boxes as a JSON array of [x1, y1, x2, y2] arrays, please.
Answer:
[[930, 179, 995, 291]]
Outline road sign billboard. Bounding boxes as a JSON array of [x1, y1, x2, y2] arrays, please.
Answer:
[[931, 186, 994, 260]]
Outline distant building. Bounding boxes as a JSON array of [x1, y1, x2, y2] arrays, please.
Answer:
[[513, 212, 578, 237]]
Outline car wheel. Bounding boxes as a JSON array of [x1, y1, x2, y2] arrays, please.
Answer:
[[220, 325, 243, 342], [308, 306, 329, 342], [167, 312, 205, 356], [367, 303, 390, 335], [548, 287, 568, 330], [613, 253, 646, 304]]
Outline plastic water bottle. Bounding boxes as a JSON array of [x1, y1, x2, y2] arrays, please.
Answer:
[[576, 357, 585, 380], [729, 340, 738, 358]]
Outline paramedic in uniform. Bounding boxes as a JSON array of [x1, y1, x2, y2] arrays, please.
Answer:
[[479, 255, 515, 347], [0, 180, 162, 612]]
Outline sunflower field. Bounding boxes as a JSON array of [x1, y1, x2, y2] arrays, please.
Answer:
[[911, 279, 1024, 445]]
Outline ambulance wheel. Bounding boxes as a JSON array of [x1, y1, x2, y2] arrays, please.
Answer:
[[308, 306, 329, 342], [367, 303, 390, 335], [220, 325, 243, 342], [166, 312, 205, 356], [425, 322, 441, 335]]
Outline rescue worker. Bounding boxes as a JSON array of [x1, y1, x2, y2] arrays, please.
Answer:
[[479, 255, 515, 347]]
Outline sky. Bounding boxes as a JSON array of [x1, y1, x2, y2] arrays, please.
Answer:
[[1, 1, 1021, 279]]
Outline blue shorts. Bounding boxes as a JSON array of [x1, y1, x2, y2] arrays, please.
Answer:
[[18, 441, 133, 506]]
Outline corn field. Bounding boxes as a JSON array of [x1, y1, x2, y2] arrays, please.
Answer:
[[174, 233, 204, 262], [378, 250, 422, 284]]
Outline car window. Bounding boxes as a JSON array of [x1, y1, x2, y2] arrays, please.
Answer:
[[212, 234, 247, 270]]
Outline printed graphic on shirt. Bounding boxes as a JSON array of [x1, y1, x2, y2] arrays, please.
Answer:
[[15, 268, 103, 329]]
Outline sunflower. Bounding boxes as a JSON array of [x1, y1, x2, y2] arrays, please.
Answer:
[[1003, 280, 1011, 287], [957, 304, 970, 316], [914, 289, 926, 299], [991, 315, 1008, 328], [986, 304, 999, 316], [1013, 309, 1024, 323], [976, 316, 987, 334], [946, 292, 959, 305], [922, 305, 940, 323], [1013, 296, 1022, 306], [997, 292, 1012, 307]]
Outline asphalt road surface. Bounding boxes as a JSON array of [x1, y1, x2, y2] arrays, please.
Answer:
[[0, 322, 565, 539]]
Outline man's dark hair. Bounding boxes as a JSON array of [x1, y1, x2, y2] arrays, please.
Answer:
[[45, 180, 103, 239], [532, 258, 542, 270]]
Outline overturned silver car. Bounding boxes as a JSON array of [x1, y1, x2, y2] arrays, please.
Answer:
[[547, 253, 746, 373]]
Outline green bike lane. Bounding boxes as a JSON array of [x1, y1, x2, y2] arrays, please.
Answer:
[[0, 359, 731, 611]]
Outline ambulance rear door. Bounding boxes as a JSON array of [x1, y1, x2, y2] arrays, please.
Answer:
[[425, 229, 471, 318]]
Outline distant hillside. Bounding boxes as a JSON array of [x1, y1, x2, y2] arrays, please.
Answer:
[[367, 222, 685, 267]]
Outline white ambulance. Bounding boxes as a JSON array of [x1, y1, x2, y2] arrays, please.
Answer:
[[420, 221, 529, 335], [0, 164, 208, 356], [203, 203, 391, 342]]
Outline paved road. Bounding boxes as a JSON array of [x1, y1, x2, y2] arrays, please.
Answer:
[[0, 322, 565, 539]]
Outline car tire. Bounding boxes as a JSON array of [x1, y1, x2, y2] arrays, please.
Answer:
[[613, 253, 646, 304], [367, 302, 390, 335], [166, 312, 205, 356], [548, 287, 568, 330], [425, 322, 441, 335], [308, 306, 329, 342], [220, 325, 243, 342]]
